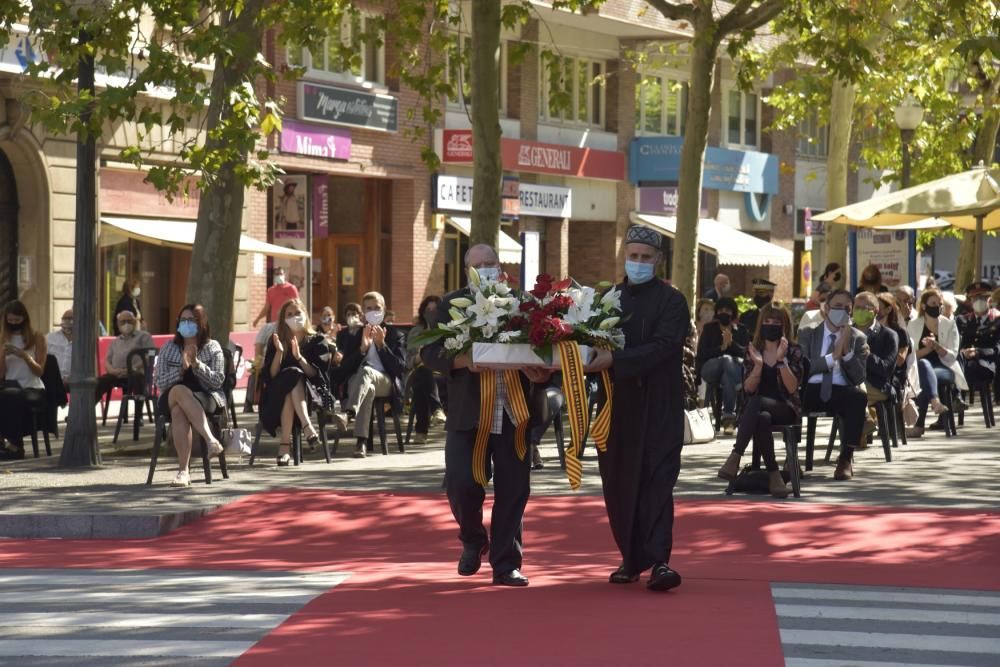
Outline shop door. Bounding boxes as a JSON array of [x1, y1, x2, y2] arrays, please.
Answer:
[[333, 239, 365, 314], [0, 151, 18, 305]]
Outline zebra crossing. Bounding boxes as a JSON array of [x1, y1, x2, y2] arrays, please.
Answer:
[[0, 568, 349, 666], [773, 583, 1000, 667]]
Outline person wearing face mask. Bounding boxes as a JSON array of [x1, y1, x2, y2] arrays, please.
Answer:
[[582, 226, 689, 592], [694, 298, 715, 339], [252, 267, 300, 328], [906, 288, 968, 436], [0, 300, 47, 459], [717, 302, 802, 498], [258, 299, 334, 466], [739, 278, 777, 336], [113, 278, 142, 336], [892, 285, 917, 323], [956, 281, 999, 396], [407, 295, 446, 445], [45, 308, 74, 383], [798, 289, 870, 480], [153, 304, 226, 487], [819, 262, 843, 290], [876, 293, 920, 426], [853, 292, 899, 444], [704, 273, 731, 301], [696, 296, 750, 434], [94, 310, 154, 404], [334, 291, 406, 458], [855, 264, 888, 295], [798, 282, 832, 332]]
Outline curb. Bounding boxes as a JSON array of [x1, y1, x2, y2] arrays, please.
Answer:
[[0, 506, 221, 540]]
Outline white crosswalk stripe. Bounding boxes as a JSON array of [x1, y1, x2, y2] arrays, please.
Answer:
[[0, 568, 349, 666], [773, 583, 1000, 667]]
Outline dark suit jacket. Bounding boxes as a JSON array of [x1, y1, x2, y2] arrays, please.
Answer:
[[421, 288, 542, 433], [798, 321, 870, 387], [863, 322, 898, 395], [334, 323, 407, 406], [695, 321, 749, 377]]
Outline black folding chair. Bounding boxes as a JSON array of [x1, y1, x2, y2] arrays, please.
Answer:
[[146, 398, 229, 485], [112, 347, 157, 444]]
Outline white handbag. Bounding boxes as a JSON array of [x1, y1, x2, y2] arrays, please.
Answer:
[[222, 428, 252, 456], [683, 408, 716, 444]]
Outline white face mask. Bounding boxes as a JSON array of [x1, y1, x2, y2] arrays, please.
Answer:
[[120, 323, 135, 335], [973, 299, 989, 315], [365, 310, 385, 326], [346, 314, 361, 327], [274, 274, 286, 286], [699, 310, 714, 323], [477, 267, 500, 283], [322, 316, 334, 325], [285, 314, 305, 331], [131, 288, 141, 298]]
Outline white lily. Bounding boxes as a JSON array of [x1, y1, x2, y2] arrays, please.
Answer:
[[599, 316, 620, 330], [467, 266, 481, 290], [600, 287, 622, 313], [450, 297, 473, 308], [564, 287, 597, 325], [467, 290, 504, 328], [493, 282, 511, 297]]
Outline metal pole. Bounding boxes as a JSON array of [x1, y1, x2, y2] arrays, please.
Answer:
[[900, 129, 913, 189], [60, 29, 100, 467], [975, 214, 984, 283]]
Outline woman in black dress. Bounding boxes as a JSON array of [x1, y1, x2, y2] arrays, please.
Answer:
[[259, 298, 333, 465], [717, 302, 803, 498]]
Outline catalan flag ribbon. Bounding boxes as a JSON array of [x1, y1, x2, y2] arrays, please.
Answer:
[[472, 369, 531, 488], [557, 341, 589, 490]]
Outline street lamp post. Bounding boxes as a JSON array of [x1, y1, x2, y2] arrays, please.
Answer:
[[894, 95, 924, 189]]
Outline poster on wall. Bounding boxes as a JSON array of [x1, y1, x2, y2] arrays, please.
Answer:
[[273, 174, 309, 292], [855, 229, 911, 290]]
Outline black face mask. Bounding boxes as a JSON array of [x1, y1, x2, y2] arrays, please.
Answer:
[[5, 320, 23, 331], [716, 313, 733, 326], [925, 305, 941, 318], [753, 295, 772, 308], [761, 323, 783, 341]]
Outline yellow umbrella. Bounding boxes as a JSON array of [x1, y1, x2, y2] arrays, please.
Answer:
[[813, 164, 1000, 281]]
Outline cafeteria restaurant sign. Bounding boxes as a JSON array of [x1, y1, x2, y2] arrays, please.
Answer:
[[434, 175, 572, 218]]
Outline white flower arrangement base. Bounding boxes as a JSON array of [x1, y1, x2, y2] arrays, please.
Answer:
[[472, 342, 594, 370]]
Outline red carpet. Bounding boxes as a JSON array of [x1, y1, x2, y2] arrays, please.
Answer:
[[1, 491, 998, 666]]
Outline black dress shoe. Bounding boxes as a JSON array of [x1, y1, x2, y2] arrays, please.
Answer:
[[646, 563, 681, 592], [493, 569, 529, 587], [458, 541, 489, 576], [609, 564, 639, 584]]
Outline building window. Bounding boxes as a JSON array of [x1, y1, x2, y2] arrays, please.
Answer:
[[797, 112, 828, 158], [635, 74, 687, 136], [287, 14, 385, 86], [539, 54, 605, 128], [446, 35, 506, 114], [726, 89, 759, 148]]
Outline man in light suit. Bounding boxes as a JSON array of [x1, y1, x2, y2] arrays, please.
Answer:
[[798, 288, 870, 481]]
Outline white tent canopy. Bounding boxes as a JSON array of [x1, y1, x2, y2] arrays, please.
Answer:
[[445, 216, 523, 264], [101, 216, 312, 259], [632, 213, 793, 267]]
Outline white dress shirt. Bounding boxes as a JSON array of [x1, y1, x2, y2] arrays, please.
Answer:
[[46, 330, 73, 378], [808, 323, 855, 387]]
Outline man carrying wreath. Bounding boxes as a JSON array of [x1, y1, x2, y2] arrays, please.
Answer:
[[585, 225, 690, 591], [422, 244, 552, 587]]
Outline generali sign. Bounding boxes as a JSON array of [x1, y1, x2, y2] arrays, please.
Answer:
[[441, 129, 625, 181]]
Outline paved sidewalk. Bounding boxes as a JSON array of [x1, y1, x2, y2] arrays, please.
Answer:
[[2, 399, 998, 537]]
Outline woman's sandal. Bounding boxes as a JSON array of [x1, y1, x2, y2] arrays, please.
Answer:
[[306, 434, 320, 452], [276, 444, 292, 467]]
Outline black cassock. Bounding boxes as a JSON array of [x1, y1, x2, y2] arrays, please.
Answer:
[[598, 278, 689, 576]]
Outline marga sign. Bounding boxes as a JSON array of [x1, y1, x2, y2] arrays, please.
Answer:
[[442, 130, 624, 181]]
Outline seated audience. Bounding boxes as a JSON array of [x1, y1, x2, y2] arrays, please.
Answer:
[[876, 293, 919, 423], [893, 285, 917, 323], [45, 308, 73, 383], [154, 304, 225, 487], [696, 297, 749, 434], [957, 281, 999, 390], [906, 288, 967, 437], [739, 278, 776, 336], [798, 289, 869, 481], [407, 295, 446, 445], [694, 298, 715, 339], [95, 310, 155, 402], [336, 291, 405, 458], [854, 291, 898, 442], [717, 302, 802, 498], [259, 299, 334, 466], [856, 264, 888, 295], [0, 300, 47, 460]]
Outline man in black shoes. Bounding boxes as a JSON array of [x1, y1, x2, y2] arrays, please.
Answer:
[[422, 244, 550, 587], [799, 289, 870, 480], [585, 226, 689, 592]]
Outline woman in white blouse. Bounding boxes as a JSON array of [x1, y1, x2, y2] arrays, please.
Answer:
[[0, 300, 47, 459], [906, 288, 968, 436]]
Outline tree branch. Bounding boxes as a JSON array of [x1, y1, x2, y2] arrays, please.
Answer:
[[644, 0, 697, 22], [718, 0, 785, 35]]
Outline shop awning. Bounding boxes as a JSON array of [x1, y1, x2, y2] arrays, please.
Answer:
[[632, 213, 793, 267], [101, 217, 312, 259], [445, 216, 523, 264]]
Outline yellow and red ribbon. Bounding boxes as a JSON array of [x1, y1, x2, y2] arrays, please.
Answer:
[[472, 369, 531, 488]]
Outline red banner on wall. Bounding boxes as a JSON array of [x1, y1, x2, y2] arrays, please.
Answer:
[[441, 129, 625, 181]]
